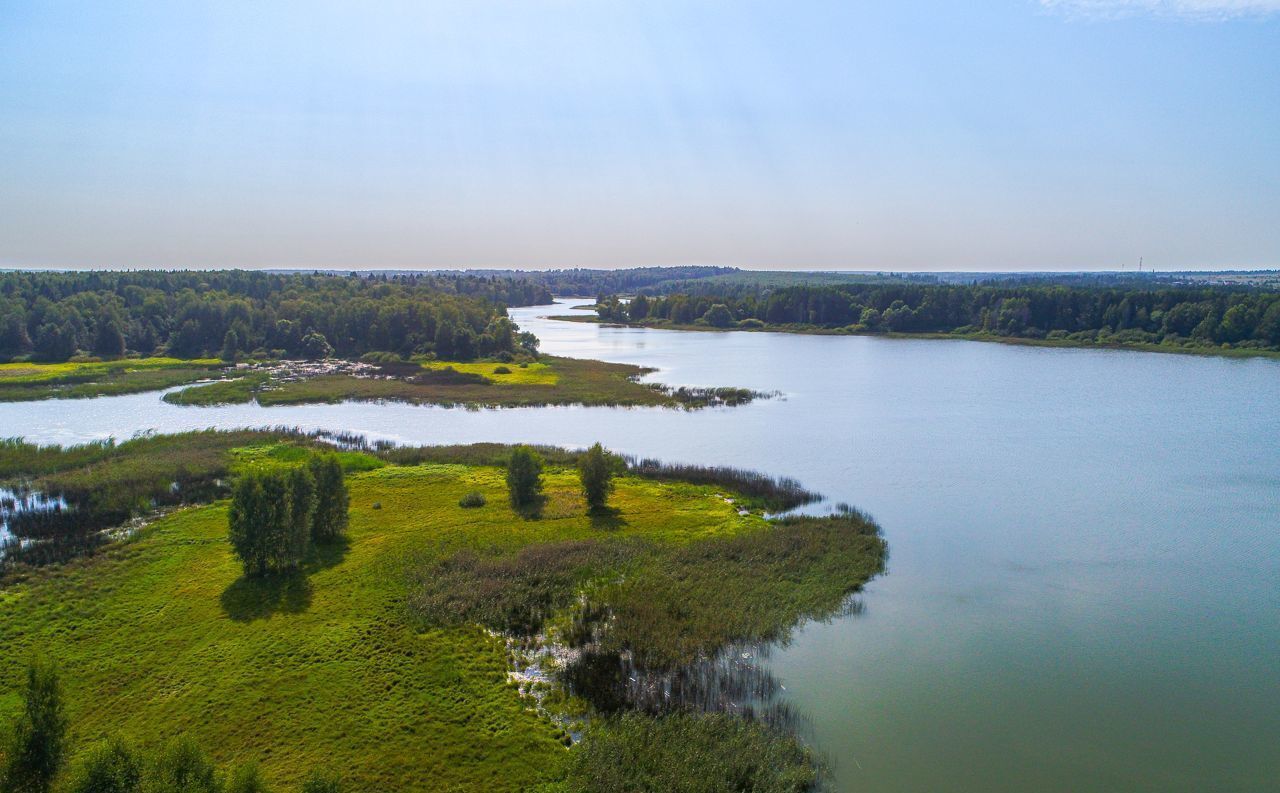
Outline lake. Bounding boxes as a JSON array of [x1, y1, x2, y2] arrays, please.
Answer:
[[4, 299, 1278, 792]]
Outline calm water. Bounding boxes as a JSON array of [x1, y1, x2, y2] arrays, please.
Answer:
[[4, 299, 1279, 792]]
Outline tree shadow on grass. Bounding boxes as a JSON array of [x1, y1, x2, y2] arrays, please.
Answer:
[[220, 570, 313, 622], [588, 506, 628, 532], [512, 496, 546, 520], [220, 535, 351, 622]]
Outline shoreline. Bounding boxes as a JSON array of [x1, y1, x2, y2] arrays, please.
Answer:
[[550, 314, 1280, 362]]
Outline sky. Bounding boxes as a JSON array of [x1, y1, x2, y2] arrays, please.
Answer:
[[1, 1, 1277, 272]]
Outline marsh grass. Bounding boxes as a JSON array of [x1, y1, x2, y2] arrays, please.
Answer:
[[0, 358, 225, 402]]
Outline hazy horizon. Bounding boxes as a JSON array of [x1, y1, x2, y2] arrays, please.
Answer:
[[3, 1, 1278, 272]]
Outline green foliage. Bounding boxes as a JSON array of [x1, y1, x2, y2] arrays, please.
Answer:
[[297, 771, 342, 793], [593, 280, 1280, 353], [457, 491, 487, 508], [307, 455, 348, 542], [701, 303, 734, 327], [562, 712, 818, 793], [0, 270, 551, 364], [577, 443, 614, 510], [64, 737, 142, 793], [228, 469, 309, 577], [141, 738, 219, 793], [225, 763, 271, 793], [506, 446, 544, 509], [1, 660, 67, 793]]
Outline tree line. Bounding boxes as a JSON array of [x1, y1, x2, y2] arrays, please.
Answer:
[[1, 660, 344, 793], [0, 271, 548, 363], [597, 282, 1280, 350]]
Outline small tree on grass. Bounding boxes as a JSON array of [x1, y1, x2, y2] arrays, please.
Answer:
[[65, 737, 141, 793], [506, 446, 543, 509], [287, 465, 317, 560], [578, 443, 614, 510], [2, 660, 68, 793], [229, 468, 309, 577], [308, 454, 348, 542], [145, 737, 219, 793]]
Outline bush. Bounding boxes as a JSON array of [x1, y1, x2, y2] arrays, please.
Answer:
[[2, 660, 67, 793], [299, 770, 343, 793], [578, 443, 614, 510], [506, 446, 544, 509], [225, 763, 271, 793], [458, 491, 487, 508], [141, 738, 218, 793], [737, 318, 765, 329], [65, 737, 141, 793], [492, 365, 512, 374]]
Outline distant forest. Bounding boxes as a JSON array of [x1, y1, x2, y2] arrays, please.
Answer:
[[439, 265, 742, 296], [596, 282, 1280, 350], [0, 271, 551, 362]]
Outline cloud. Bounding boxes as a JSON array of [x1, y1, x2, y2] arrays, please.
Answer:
[[1040, 0, 1280, 19]]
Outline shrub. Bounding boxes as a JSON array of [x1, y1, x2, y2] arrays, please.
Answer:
[[458, 491, 487, 508], [492, 365, 512, 374], [578, 442, 614, 510], [225, 763, 271, 793], [299, 770, 343, 793], [2, 660, 68, 793], [65, 736, 142, 793], [737, 318, 765, 329], [141, 738, 218, 793], [506, 446, 544, 509]]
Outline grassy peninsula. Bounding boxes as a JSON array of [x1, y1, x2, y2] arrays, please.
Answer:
[[161, 356, 757, 409], [1, 432, 884, 792]]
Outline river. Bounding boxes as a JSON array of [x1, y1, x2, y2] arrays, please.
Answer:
[[4, 298, 1278, 792]]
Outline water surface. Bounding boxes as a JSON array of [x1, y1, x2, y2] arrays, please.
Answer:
[[3, 299, 1278, 792]]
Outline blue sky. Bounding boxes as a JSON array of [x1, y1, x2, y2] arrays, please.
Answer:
[[1, 1, 1277, 271]]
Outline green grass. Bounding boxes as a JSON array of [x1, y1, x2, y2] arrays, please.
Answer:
[[419, 360, 558, 385], [0, 462, 780, 791], [0, 358, 227, 402]]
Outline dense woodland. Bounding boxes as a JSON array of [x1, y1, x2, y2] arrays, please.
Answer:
[[0, 271, 550, 362], [597, 282, 1280, 350]]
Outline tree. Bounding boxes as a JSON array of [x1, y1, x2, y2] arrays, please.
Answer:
[[299, 771, 343, 793], [2, 660, 68, 793], [220, 329, 241, 362], [628, 294, 650, 321], [142, 738, 218, 793], [65, 737, 141, 793], [93, 316, 127, 359], [307, 454, 348, 542], [578, 443, 614, 510], [506, 446, 544, 509], [287, 466, 317, 560], [702, 304, 734, 328], [228, 469, 305, 576], [300, 331, 333, 360], [225, 763, 270, 793], [33, 322, 76, 362]]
